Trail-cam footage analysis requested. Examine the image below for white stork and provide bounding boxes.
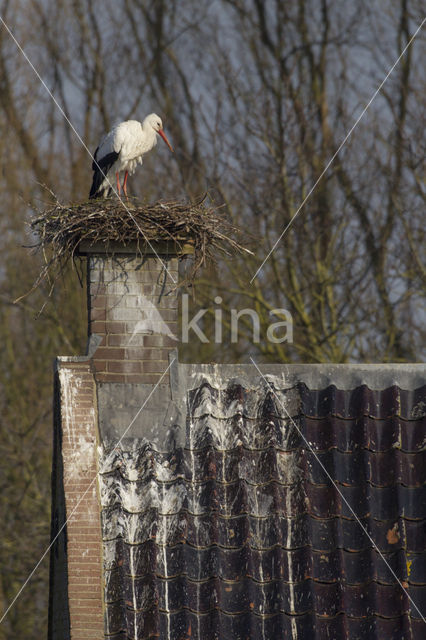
[89,113,173,199]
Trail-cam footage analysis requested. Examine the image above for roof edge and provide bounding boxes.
[179,362,425,391]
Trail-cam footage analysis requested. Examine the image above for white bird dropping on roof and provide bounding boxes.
[89,113,174,199]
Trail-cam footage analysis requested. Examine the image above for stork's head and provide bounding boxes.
[145,113,174,152]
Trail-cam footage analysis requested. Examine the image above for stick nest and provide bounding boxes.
[26,195,251,300]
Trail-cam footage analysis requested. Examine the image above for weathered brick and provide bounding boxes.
[90,307,106,322]
[106,280,141,294]
[108,360,141,374]
[67,552,102,562]
[121,333,144,346]
[60,362,90,372]
[107,306,146,321]
[67,514,99,525]
[92,359,108,372]
[159,308,178,322]
[166,321,179,332]
[68,576,102,586]
[105,321,126,334]
[142,284,156,295]
[125,322,152,336]
[73,388,96,397]
[68,602,103,612]
[67,526,101,535]
[68,609,103,619]
[67,543,102,553]
[125,373,166,384]
[89,270,102,284]
[143,335,165,347]
[90,320,106,334]
[124,346,146,360]
[107,333,128,346]
[124,294,142,308]
[138,268,163,284]
[158,295,179,310]
[69,631,103,639]
[90,294,107,308]
[72,399,94,407]
[163,335,179,348]
[96,372,127,383]
[142,360,169,373]
[58,361,103,640]
[69,620,103,630]
[61,479,94,489]
[89,282,107,296]
[94,347,126,360]
[68,565,102,574]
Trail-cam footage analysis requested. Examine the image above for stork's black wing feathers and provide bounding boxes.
[94,150,119,171]
[91,146,99,171]
[89,150,120,199]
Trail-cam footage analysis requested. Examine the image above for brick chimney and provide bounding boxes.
[49,240,184,640]
[82,240,179,383]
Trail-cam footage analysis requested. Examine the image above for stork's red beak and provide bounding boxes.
[158,128,174,152]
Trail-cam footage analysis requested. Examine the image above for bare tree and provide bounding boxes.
[184,0,426,363]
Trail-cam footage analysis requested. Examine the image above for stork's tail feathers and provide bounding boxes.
[89,150,119,199]
[89,169,111,199]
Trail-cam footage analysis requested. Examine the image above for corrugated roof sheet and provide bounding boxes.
[99,380,426,639]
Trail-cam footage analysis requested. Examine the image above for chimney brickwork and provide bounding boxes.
[50,242,185,639]
[56,360,104,640]
[86,244,179,384]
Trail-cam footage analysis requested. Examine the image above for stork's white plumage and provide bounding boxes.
[89,113,173,199]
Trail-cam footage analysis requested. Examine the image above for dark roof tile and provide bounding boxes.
[99,381,426,639]
[304,449,426,487]
[303,415,426,452]
[300,385,426,420]
[408,584,426,619]
[407,552,426,584]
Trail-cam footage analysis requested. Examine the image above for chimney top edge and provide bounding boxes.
[78,239,194,256]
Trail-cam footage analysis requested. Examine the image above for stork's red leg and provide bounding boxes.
[123,171,129,198]
[116,172,121,195]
